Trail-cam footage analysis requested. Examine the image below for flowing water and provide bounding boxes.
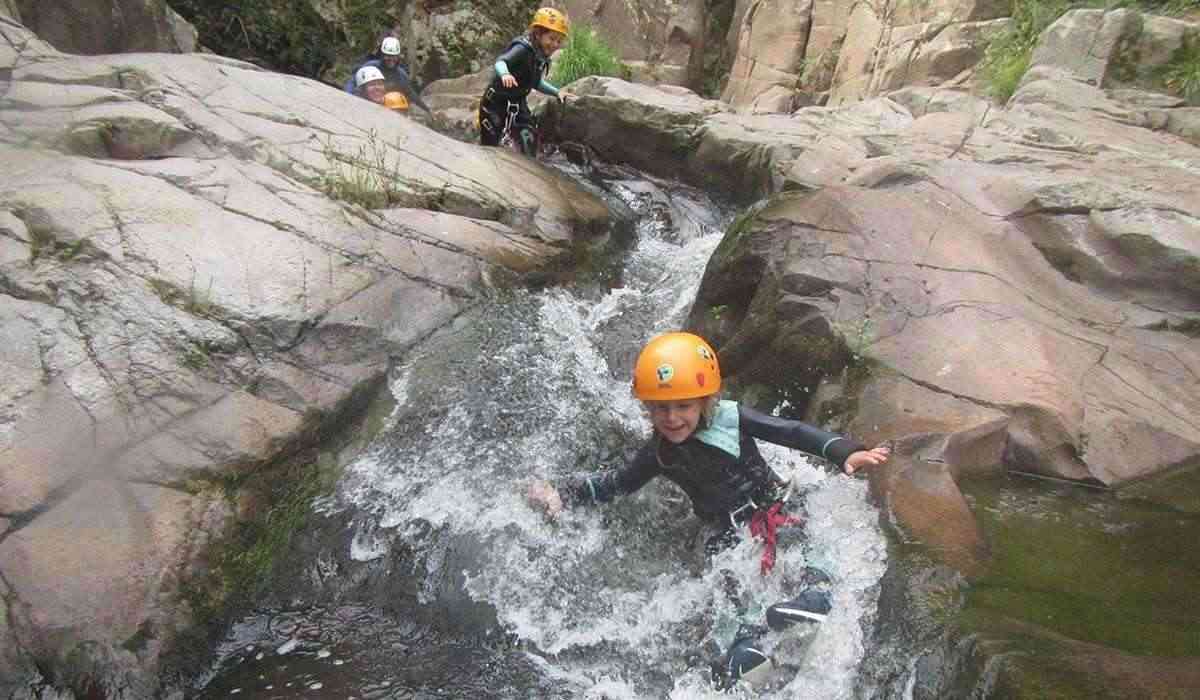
[194,160,889,699]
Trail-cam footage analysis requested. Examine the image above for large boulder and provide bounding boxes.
[1026,8,1199,95]
[14,0,197,54]
[0,14,610,697]
[718,0,1012,111]
[828,0,1010,105]
[722,0,814,113]
[556,74,1200,562]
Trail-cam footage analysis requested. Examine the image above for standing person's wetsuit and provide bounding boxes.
[478,9,568,156]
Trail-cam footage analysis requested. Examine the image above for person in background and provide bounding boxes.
[351,65,387,105]
[477,7,571,155]
[345,36,434,117]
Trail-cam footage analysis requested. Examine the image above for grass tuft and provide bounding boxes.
[550,25,627,87]
[320,129,409,209]
[1161,31,1200,104]
[980,0,1200,102]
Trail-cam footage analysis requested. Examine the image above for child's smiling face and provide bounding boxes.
[646,399,704,444]
[538,30,565,55]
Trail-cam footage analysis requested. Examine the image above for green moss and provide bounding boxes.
[714,208,761,260]
[180,378,396,624]
[963,476,1200,657]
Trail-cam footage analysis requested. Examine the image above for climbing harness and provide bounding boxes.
[499,100,521,150]
[749,502,802,575]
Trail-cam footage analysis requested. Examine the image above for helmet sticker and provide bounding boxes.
[696,373,706,387]
[656,364,675,383]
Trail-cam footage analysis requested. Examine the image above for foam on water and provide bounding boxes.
[326,174,888,697]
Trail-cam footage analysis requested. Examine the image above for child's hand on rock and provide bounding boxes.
[844,444,891,475]
[527,480,563,518]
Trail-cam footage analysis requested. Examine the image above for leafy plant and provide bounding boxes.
[979,0,1074,102]
[550,25,627,86]
[979,0,1200,102]
[1161,31,1200,104]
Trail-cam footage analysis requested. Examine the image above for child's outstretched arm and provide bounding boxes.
[527,443,661,518]
[739,404,887,474]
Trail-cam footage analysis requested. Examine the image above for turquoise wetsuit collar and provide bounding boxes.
[694,400,740,458]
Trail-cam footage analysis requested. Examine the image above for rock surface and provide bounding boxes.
[557,73,1200,557]
[0,13,610,696]
[15,0,197,54]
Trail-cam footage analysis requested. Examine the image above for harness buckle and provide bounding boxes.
[729,498,758,529]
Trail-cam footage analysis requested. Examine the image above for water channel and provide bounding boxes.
[192,157,890,699]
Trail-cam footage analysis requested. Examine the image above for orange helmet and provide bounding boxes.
[530,7,569,36]
[384,91,409,111]
[633,332,721,400]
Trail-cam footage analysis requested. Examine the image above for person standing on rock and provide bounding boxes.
[477,7,572,156]
[526,332,891,686]
[345,36,433,117]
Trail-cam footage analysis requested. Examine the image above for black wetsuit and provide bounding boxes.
[564,402,864,531]
[478,35,556,153]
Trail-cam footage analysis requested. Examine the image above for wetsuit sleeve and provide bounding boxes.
[344,76,356,93]
[535,79,560,97]
[494,43,529,75]
[561,442,661,506]
[739,404,866,471]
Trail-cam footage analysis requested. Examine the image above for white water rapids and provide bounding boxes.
[198,164,887,699]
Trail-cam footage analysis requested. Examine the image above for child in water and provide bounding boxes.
[528,331,889,537]
[527,331,890,685]
[477,7,572,155]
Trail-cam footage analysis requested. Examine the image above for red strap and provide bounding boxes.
[749,502,801,575]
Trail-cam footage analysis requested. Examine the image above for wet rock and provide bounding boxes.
[0,12,612,697]
[558,73,1200,565]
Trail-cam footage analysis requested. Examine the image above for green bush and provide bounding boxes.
[980,0,1075,102]
[1162,32,1200,104]
[549,26,627,87]
[980,0,1200,103]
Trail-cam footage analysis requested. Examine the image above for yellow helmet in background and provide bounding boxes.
[530,7,569,36]
[384,91,409,111]
[633,332,721,400]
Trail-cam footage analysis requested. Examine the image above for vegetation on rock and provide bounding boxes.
[550,25,627,86]
[1162,29,1200,102]
[169,0,395,78]
[980,0,1200,102]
